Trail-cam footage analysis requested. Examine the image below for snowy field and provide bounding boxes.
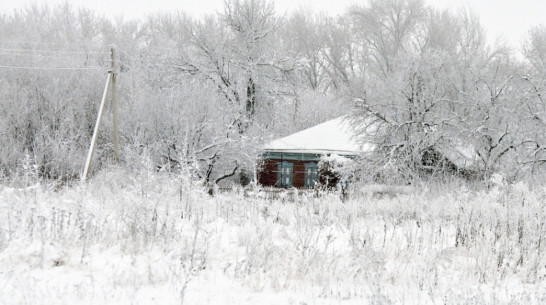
[1,170,545,304]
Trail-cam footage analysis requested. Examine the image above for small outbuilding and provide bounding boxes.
[257,116,373,188]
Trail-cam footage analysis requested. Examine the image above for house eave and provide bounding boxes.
[262,149,360,161]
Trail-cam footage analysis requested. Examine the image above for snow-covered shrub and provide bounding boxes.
[2,170,545,304]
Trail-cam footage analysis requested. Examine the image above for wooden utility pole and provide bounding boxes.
[111,47,119,163]
[81,47,119,182]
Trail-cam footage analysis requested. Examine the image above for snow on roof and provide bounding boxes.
[437,140,480,170]
[264,116,374,155]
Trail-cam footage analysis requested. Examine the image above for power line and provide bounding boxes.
[0,40,98,47]
[0,48,108,54]
[0,52,113,60]
[0,65,106,70]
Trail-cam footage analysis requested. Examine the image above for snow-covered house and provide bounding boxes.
[258,116,373,188]
[258,115,481,188]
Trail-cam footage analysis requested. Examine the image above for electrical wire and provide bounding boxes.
[0,45,182,71]
[0,45,112,70]
[0,48,109,54]
[0,65,106,70]
[0,40,99,47]
[0,52,113,61]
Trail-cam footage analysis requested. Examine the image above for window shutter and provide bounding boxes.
[304,162,318,188]
[276,162,282,186]
[304,163,310,187]
[286,162,293,187]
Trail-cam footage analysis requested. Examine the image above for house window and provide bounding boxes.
[304,162,318,188]
[276,161,293,187]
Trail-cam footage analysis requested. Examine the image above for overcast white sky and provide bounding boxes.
[1,0,545,50]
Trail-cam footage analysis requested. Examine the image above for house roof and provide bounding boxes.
[437,140,480,170]
[264,116,374,155]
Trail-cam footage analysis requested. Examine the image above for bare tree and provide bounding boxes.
[347,3,530,182]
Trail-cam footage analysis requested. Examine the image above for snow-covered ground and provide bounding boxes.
[1,170,545,304]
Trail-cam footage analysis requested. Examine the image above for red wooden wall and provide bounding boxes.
[258,158,317,188]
